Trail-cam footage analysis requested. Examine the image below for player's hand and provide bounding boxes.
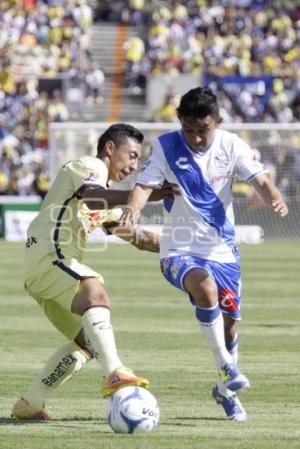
[272,199,288,217]
[120,206,141,226]
[149,181,180,202]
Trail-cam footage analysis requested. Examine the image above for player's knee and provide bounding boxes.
[71,293,111,315]
[71,279,111,315]
[191,278,218,308]
[93,289,111,307]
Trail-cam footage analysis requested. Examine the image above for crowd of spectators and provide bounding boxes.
[0,0,105,197]
[1,0,300,198]
[96,0,300,202]
[119,0,300,123]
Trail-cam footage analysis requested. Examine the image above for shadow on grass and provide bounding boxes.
[176,416,224,421]
[160,416,225,426]
[251,323,297,328]
[0,415,225,430]
[0,417,107,425]
[0,417,49,425]
[60,417,107,423]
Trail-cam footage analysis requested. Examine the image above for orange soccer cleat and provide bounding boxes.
[102,367,149,398]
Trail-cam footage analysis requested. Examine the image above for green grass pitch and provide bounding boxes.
[0,240,300,449]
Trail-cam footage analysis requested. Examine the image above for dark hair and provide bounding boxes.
[177,87,219,119]
[97,123,144,155]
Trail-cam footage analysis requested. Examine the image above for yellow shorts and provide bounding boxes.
[24,252,104,340]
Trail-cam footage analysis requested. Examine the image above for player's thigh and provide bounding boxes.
[26,259,105,339]
[183,268,218,303]
[160,255,215,297]
[161,255,239,313]
[26,257,104,302]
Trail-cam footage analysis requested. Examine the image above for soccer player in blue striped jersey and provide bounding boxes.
[121,87,288,421]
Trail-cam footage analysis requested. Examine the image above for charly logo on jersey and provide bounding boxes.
[214,151,229,170]
[175,157,189,169]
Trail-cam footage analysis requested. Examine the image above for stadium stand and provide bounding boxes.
[0,0,300,196]
[117,0,300,123]
[0,0,98,195]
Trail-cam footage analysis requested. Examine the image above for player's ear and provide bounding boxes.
[104,140,115,157]
[216,115,223,125]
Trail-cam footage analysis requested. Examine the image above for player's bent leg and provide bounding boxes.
[184,269,249,392]
[11,340,91,420]
[184,269,234,368]
[220,315,249,391]
[224,314,239,365]
[73,278,122,375]
[72,278,149,395]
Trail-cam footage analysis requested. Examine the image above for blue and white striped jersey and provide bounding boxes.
[137,128,267,263]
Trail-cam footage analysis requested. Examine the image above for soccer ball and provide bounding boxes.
[106,386,160,434]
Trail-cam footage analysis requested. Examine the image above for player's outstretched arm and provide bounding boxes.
[251,174,289,217]
[81,182,178,211]
[121,184,154,225]
[81,186,132,210]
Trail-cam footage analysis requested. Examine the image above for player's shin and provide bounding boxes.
[23,341,91,409]
[226,334,239,366]
[82,306,122,376]
[195,305,233,368]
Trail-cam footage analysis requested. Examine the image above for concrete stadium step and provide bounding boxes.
[87,22,147,122]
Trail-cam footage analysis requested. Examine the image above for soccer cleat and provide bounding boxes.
[102,367,149,398]
[212,386,248,421]
[11,398,52,421]
[218,363,250,392]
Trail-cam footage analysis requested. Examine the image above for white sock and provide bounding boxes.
[82,306,122,376]
[23,341,91,409]
[196,305,233,369]
[227,334,239,366]
[216,335,239,397]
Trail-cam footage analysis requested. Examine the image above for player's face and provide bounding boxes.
[179,115,218,152]
[108,137,142,182]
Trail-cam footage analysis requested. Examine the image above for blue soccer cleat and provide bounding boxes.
[212,386,248,421]
[218,363,250,392]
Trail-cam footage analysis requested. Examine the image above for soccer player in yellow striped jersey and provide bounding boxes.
[12,123,175,420]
